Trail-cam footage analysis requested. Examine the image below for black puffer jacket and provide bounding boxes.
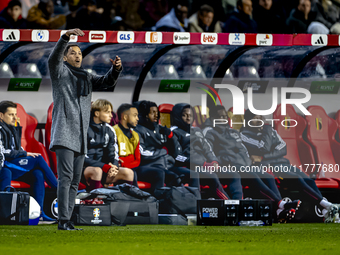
[203,118,252,167]
[134,101,175,170]
[0,121,27,162]
[84,119,119,169]
[240,125,290,165]
[170,103,218,167]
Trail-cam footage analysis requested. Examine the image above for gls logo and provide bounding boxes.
[199,84,312,128]
[117,32,134,43]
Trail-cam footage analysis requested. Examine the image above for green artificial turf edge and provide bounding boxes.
[0,224,339,255]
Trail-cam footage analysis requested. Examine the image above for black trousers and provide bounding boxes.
[55,147,85,221]
[199,172,230,199]
[169,166,200,188]
[271,164,323,202]
[133,166,165,194]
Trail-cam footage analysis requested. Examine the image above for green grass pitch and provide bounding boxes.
[0,224,339,255]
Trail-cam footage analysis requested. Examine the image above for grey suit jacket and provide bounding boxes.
[48,36,121,154]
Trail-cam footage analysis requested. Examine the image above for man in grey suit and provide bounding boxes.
[48,28,122,230]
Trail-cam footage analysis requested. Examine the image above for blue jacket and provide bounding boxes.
[155,8,188,32]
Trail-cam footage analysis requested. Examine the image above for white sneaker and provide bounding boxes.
[334,213,340,224]
[324,205,339,223]
[333,204,340,224]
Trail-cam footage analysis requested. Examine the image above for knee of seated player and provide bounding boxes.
[117,167,134,181]
[84,167,102,181]
[151,169,165,179]
[0,168,12,179]
[206,172,218,179]
[36,155,44,162]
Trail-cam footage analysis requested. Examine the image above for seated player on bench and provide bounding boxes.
[203,105,301,222]
[170,103,229,199]
[82,99,134,191]
[134,100,200,188]
[114,103,165,195]
[0,100,57,222]
[240,110,340,223]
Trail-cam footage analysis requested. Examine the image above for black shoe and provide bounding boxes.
[68,221,83,231]
[277,208,296,223]
[58,221,76,231]
[284,200,302,211]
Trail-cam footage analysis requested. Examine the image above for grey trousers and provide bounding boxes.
[55,147,85,221]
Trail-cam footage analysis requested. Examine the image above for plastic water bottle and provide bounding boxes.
[238,220,264,226]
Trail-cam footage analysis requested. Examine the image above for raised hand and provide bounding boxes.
[110,56,122,70]
[65,28,84,37]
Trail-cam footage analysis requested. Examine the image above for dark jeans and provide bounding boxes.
[55,147,84,221]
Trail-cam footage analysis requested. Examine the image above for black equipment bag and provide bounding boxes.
[109,200,158,225]
[72,204,112,226]
[0,186,30,225]
[154,185,201,216]
[158,214,188,225]
[91,184,159,225]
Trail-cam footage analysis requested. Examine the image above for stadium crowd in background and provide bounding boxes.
[1,0,340,34]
